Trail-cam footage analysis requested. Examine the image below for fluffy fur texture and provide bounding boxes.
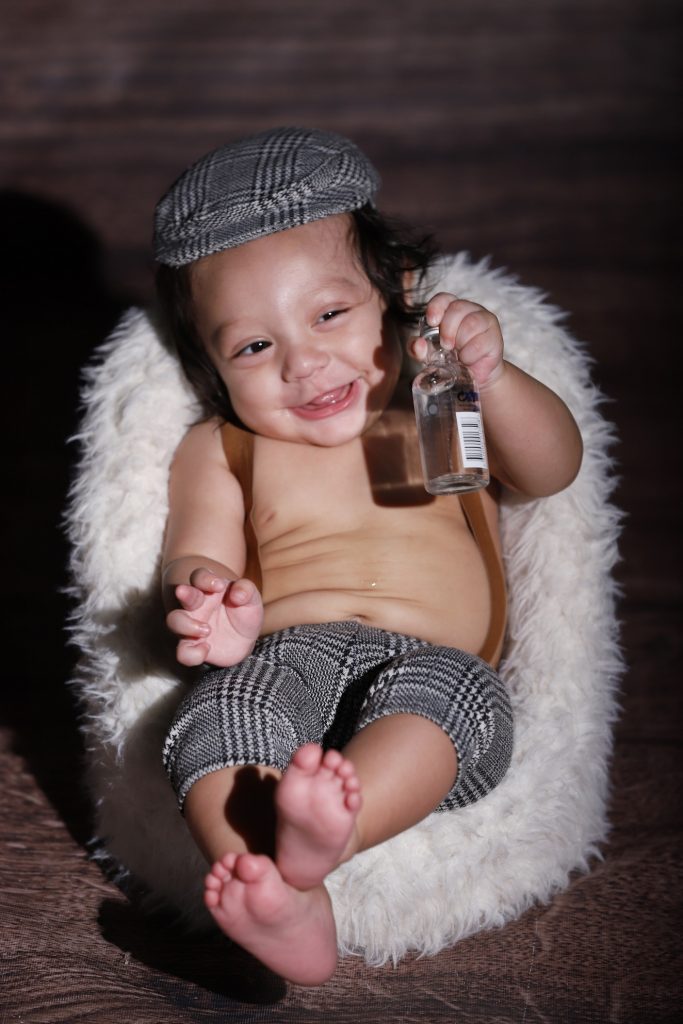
[66,254,623,965]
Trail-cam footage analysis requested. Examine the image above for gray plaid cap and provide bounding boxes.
[153,126,381,267]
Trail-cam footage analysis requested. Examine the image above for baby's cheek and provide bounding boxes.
[377,326,405,370]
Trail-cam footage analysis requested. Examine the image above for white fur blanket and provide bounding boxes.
[66,253,622,965]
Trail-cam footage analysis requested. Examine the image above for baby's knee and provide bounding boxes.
[163,660,324,810]
[434,651,514,809]
[357,645,513,809]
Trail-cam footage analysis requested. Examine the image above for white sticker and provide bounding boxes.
[456,411,488,469]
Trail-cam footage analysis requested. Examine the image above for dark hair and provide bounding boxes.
[154,204,438,424]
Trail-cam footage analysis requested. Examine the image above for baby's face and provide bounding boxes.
[190,214,403,446]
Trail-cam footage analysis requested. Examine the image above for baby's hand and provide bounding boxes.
[411,293,505,390]
[166,568,263,668]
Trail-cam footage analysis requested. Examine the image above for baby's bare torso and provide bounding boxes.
[250,405,497,653]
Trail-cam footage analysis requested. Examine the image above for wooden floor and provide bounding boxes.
[2,1,681,1021]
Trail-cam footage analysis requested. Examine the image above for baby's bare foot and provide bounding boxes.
[275,743,362,891]
[204,852,338,986]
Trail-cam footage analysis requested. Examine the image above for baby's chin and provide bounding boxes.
[249,418,373,448]
[275,423,372,448]
[239,399,387,447]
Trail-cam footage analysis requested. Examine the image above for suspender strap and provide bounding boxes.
[220,423,506,666]
[459,491,507,667]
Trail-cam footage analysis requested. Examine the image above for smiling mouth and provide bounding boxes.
[292,382,357,419]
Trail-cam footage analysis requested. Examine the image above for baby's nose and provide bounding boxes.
[281,341,330,381]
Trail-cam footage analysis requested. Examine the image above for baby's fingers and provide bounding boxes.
[166,607,211,639]
[435,300,489,350]
[408,335,429,362]
[188,567,231,595]
[176,638,210,667]
[225,577,262,608]
[423,292,460,329]
[174,583,206,611]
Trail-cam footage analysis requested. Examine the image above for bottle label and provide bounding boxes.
[456,411,488,469]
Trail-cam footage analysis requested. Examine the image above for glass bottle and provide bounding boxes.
[412,317,490,494]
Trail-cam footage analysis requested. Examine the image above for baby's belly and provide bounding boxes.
[259,528,491,652]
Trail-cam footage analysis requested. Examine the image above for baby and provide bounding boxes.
[154,127,583,985]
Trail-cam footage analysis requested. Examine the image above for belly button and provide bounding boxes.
[362,580,378,589]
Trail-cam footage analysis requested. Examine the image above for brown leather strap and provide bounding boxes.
[459,490,507,667]
[220,422,506,666]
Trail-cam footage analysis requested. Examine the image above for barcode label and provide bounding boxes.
[456,411,488,469]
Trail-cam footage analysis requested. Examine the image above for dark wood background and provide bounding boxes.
[2,1,681,1021]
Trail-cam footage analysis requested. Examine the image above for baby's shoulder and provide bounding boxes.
[176,417,224,452]
[172,417,228,473]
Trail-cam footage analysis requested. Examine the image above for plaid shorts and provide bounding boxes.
[163,621,513,812]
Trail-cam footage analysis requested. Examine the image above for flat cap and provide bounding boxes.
[153,126,381,267]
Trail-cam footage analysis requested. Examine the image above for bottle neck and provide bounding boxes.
[423,327,457,370]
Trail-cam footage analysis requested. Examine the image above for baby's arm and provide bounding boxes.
[162,419,263,667]
[416,293,583,497]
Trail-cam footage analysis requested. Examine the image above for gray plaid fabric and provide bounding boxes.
[163,621,513,812]
[153,127,381,267]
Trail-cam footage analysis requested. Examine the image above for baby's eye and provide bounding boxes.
[319,309,348,323]
[235,339,271,357]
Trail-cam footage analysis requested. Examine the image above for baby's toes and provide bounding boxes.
[321,749,343,771]
[336,758,358,782]
[291,743,324,774]
[343,771,361,794]
[205,867,228,893]
[328,756,360,793]
[204,885,220,909]
[345,788,362,812]
[208,852,237,884]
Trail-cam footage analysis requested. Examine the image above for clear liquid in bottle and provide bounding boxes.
[412,319,489,494]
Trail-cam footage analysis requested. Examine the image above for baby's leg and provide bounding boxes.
[185,771,338,985]
[341,713,458,857]
[184,763,281,863]
[165,643,342,983]
[339,644,513,858]
[274,719,451,885]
